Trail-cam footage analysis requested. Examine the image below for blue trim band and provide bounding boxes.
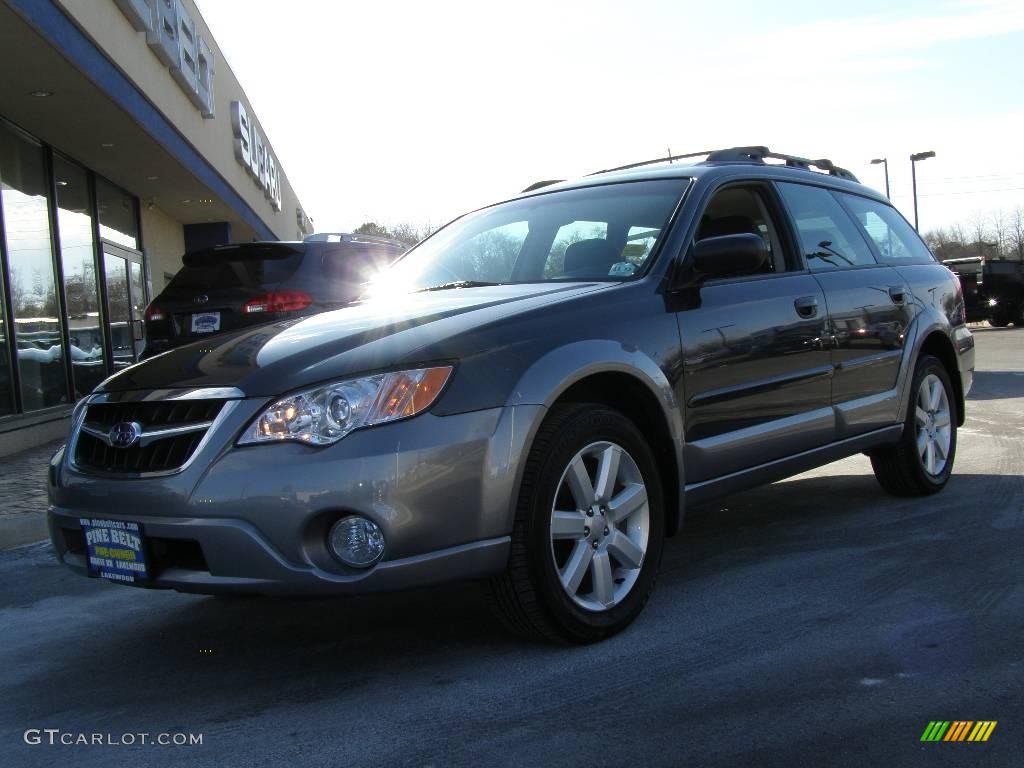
[10,0,277,241]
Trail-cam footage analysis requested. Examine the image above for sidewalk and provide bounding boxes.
[0,439,63,550]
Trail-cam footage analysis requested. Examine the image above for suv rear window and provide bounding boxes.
[165,245,304,292]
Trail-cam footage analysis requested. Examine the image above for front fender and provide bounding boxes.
[503,339,686,533]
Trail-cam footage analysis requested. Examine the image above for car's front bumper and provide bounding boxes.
[48,402,543,594]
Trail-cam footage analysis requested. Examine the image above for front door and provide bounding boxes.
[102,243,146,370]
[675,183,834,484]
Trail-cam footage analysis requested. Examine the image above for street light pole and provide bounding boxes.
[870,158,889,198]
[910,150,936,231]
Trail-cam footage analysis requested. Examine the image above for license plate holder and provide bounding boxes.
[80,518,150,584]
[191,311,221,333]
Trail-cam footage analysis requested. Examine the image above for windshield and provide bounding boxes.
[372,179,688,294]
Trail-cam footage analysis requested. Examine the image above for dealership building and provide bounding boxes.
[0,0,312,455]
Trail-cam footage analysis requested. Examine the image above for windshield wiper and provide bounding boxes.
[414,280,501,292]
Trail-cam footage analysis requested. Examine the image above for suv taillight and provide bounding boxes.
[243,290,313,314]
[144,304,166,322]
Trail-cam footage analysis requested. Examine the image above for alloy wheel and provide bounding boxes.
[549,441,650,611]
[914,373,952,476]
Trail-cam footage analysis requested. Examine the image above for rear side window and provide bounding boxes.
[837,193,936,265]
[166,247,303,292]
[776,182,876,271]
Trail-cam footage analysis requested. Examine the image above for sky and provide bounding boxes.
[195,0,1024,237]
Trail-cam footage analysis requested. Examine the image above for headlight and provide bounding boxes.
[988,297,998,307]
[238,366,453,446]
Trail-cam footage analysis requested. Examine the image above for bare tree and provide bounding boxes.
[969,213,992,257]
[991,209,1008,259]
[1010,206,1024,262]
[353,221,438,247]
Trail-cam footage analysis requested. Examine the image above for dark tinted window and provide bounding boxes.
[165,246,304,293]
[696,185,788,273]
[777,182,876,271]
[321,242,403,284]
[838,193,936,265]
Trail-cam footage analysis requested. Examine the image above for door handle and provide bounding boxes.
[888,285,907,305]
[794,296,818,318]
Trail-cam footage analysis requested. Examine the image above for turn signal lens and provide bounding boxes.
[374,367,452,420]
[243,290,313,314]
[238,366,454,446]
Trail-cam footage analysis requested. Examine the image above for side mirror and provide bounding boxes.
[691,233,768,279]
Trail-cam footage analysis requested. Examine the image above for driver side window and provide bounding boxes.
[696,186,786,274]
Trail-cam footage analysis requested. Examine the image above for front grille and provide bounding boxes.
[74,399,225,474]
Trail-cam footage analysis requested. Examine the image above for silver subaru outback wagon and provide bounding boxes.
[48,147,974,643]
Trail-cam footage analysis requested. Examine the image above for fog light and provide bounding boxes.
[328,516,385,568]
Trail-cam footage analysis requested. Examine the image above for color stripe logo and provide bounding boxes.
[920,721,997,742]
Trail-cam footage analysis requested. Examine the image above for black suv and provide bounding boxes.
[49,147,974,643]
[142,233,405,356]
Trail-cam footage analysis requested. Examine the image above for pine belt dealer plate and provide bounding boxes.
[80,518,150,584]
[191,311,221,333]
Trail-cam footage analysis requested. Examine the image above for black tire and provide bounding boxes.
[989,307,1011,327]
[870,355,957,496]
[488,403,665,644]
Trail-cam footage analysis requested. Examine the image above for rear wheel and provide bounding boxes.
[989,306,1012,327]
[488,404,664,643]
[870,355,957,496]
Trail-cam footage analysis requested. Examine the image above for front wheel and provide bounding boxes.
[488,404,665,644]
[870,355,957,496]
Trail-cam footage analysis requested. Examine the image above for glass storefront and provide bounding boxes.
[54,154,106,398]
[0,120,68,412]
[0,116,145,422]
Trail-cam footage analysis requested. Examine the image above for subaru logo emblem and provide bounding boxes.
[194,294,209,304]
[108,421,143,449]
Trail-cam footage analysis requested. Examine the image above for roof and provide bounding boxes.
[519,147,888,203]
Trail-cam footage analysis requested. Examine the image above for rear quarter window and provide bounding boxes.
[837,193,936,265]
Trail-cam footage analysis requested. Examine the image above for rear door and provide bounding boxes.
[676,182,833,483]
[776,182,914,437]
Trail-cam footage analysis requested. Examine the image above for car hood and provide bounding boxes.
[100,282,609,396]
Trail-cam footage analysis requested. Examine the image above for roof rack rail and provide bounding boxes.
[521,179,566,193]
[704,146,859,181]
[587,149,718,177]
[586,145,858,182]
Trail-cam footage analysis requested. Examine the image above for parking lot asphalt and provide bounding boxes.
[2,327,1021,768]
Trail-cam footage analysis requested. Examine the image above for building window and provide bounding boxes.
[0,120,69,411]
[0,263,11,416]
[54,154,106,398]
[96,176,139,249]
